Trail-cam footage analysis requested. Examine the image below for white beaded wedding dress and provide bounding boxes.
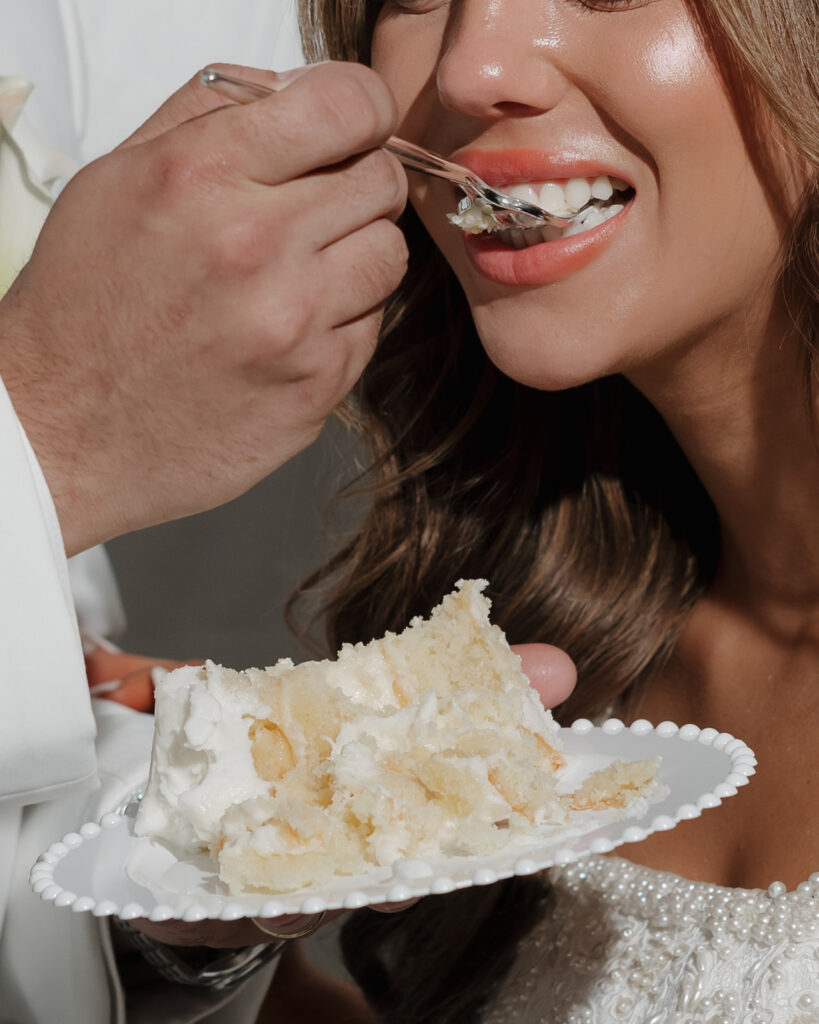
[483,855,819,1024]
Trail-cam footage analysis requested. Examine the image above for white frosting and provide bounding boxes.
[135,662,272,850]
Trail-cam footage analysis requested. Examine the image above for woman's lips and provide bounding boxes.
[450,147,635,287]
[462,203,632,288]
[454,147,633,189]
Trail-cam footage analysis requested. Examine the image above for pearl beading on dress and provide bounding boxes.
[483,856,819,1024]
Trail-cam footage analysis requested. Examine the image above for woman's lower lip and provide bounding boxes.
[462,204,631,287]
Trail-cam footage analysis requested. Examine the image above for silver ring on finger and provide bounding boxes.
[252,910,326,940]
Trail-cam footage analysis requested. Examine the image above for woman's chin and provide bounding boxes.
[476,328,622,393]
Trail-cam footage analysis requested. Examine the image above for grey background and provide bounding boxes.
[105,421,362,670]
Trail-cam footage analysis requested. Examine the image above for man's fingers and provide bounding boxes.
[512,643,577,709]
[290,148,407,252]
[117,63,310,149]
[159,61,398,187]
[233,61,397,184]
[319,217,409,328]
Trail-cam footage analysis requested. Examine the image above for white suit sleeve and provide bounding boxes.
[0,376,96,804]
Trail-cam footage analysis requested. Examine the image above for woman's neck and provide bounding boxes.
[630,298,819,633]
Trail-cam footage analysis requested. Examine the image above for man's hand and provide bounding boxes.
[0,62,407,555]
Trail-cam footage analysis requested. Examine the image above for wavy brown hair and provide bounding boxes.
[290,1,818,1020]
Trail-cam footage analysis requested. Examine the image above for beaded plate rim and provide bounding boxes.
[30,717,756,921]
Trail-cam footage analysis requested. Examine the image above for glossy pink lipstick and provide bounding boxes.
[454,148,634,287]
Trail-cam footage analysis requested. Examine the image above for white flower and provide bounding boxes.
[0,76,77,298]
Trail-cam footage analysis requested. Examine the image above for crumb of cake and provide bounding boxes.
[532,732,566,772]
[568,758,660,811]
[249,721,295,781]
[447,197,498,233]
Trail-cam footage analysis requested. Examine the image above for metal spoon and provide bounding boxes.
[200,68,572,232]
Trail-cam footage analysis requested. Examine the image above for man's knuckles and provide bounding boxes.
[343,219,409,302]
[322,148,407,223]
[291,62,398,154]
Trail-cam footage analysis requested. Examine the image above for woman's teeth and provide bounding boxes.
[496,202,626,248]
[494,173,632,248]
[506,174,630,218]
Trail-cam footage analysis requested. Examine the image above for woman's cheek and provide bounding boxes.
[371,10,448,135]
[637,15,711,94]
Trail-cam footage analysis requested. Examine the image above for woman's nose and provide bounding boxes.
[436,0,569,120]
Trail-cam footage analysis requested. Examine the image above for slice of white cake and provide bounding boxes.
[134,579,656,894]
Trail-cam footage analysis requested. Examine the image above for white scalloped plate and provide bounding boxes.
[31,719,755,921]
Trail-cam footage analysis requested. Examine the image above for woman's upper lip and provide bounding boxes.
[453,147,635,189]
